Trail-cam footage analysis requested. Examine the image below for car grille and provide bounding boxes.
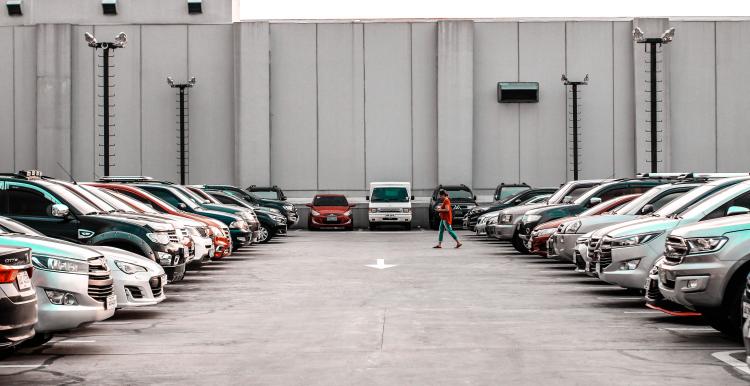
[168,230,179,243]
[380,208,402,213]
[599,237,613,269]
[125,285,143,299]
[88,257,114,303]
[587,237,600,261]
[664,236,688,265]
[149,276,163,298]
[646,276,663,301]
[195,226,210,238]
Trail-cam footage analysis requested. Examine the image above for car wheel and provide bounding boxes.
[369,222,377,231]
[702,279,745,340]
[404,223,412,231]
[257,225,271,243]
[512,231,530,254]
[19,332,54,348]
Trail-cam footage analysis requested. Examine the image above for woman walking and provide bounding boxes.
[434,189,462,249]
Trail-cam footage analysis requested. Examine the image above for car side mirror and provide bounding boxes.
[411,195,415,200]
[350,204,357,208]
[178,203,188,210]
[49,204,70,218]
[640,204,654,215]
[281,196,287,201]
[473,195,477,201]
[514,199,523,204]
[727,206,750,216]
[365,195,370,201]
[588,197,602,207]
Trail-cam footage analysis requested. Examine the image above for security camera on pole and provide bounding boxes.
[167,76,197,185]
[84,32,128,177]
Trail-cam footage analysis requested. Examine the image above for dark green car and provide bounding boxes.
[199,185,299,226]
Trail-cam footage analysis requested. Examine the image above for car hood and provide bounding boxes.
[87,213,169,229]
[196,207,242,221]
[499,203,548,216]
[0,233,101,261]
[92,246,164,274]
[670,215,750,239]
[601,216,679,239]
[537,216,574,231]
[311,206,350,214]
[576,214,640,234]
[479,210,501,220]
[526,203,575,216]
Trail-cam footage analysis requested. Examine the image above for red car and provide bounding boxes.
[85,182,232,259]
[528,194,642,257]
[307,194,355,230]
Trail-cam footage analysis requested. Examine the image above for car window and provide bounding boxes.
[702,190,750,221]
[211,193,236,205]
[144,188,184,208]
[314,196,348,206]
[597,187,633,202]
[5,186,57,217]
[446,189,473,200]
[568,186,597,204]
[371,187,409,203]
[496,186,529,201]
[252,191,279,200]
[649,191,687,212]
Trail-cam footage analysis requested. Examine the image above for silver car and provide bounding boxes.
[658,213,750,337]
[475,210,500,236]
[587,176,750,289]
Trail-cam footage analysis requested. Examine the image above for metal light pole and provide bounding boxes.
[561,74,588,180]
[633,27,675,173]
[85,32,127,177]
[167,76,197,185]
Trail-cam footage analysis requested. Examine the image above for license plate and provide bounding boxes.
[16,270,31,290]
[327,215,337,222]
[106,294,117,310]
[743,302,750,320]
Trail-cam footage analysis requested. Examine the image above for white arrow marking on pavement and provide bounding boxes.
[366,259,397,270]
[712,350,750,375]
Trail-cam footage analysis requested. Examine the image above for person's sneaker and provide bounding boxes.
[455,242,462,249]
[433,245,442,249]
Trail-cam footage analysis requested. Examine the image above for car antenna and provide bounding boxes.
[57,162,78,184]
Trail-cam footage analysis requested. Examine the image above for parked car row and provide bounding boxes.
[0,170,296,352]
[473,172,750,365]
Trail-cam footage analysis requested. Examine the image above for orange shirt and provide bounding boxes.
[439,197,453,225]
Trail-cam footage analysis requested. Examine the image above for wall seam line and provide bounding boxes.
[714,21,718,172]
[362,24,367,189]
[410,22,414,187]
[516,22,521,182]
[11,26,16,171]
[315,23,319,190]
[612,22,615,177]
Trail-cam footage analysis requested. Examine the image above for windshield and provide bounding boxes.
[251,190,279,200]
[0,218,43,236]
[523,194,551,205]
[654,182,733,217]
[80,185,135,213]
[496,186,529,201]
[56,182,118,213]
[371,187,409,203]
[40,183,104,215]
[107,190,160,214]
[678,182,750,218]
[546,182,598,205]
[313,196,349,206]
[188,187,223,204]
[173,186,211,206]
[445,189,474,200]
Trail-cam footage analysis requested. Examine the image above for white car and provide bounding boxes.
[93,246,166,308]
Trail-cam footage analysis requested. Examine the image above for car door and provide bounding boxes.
[2,182,80,241]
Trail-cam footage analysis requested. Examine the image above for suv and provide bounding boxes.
[205,190,287,243]
[0,245,36,350]
[464,187,556,231]
[201,185,298,226]
[515,176,676,253]
[0,171,187,282]
[493,183,531,202]
[429,185,477,230]
[247,185,287,201]
[592,176,750,291]
[658,214,750,337]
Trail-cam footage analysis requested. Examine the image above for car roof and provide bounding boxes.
[314,194,347,197]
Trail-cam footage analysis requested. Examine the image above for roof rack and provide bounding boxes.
[97,176,173,184]
[678,172,750,179]
[0,170,45,180]
[635,173,686,179]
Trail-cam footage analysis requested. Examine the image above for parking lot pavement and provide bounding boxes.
[1,229,749,385]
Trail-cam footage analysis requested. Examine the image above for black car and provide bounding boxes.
[514,176,679,253]
[463,187,556,231]
[428,185,477,230]
[0,171,187,281]
[247,185,287,201]
[206,190,287,243]
[200,185,299,226]
[0,245,37,351]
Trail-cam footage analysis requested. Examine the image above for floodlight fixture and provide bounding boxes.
[632,27,646,43]
[167,77,175,87]
[113,32,127,47]
[189,77,197,85]
[85,32,98,47]
[661,27,676,43]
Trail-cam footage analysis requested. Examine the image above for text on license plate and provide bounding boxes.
[106,294,117,310]
[16,270,31,290]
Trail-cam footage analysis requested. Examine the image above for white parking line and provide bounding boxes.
[624,310,662,314]
[712,350,750,375]
[98,321,132,325]
[51,340,96,343]
[597,297,643,300]
[661,327,716,332]
[0,364,46,368]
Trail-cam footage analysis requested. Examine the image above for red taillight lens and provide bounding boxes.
[0,265,18,283]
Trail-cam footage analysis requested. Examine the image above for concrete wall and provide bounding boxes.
[1,14,749,198]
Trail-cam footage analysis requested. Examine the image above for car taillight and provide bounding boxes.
[0,265,19,283]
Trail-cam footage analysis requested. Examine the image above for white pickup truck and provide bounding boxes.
[366,182,414,230]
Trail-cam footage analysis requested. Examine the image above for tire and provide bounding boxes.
[702,278,745,340]
[512,231,530,254]
[404,223,412,231]
[257,225,271,243]
[19,332,54,348]
[369,222,377,231]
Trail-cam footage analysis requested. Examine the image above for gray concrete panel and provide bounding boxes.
[13,25,36,172]
[472,22,519,189]
[270,23,318,190]
[716,21,750,171]
[188,24,234,184]
[518,22,567,187]
[0,27,13,170]
[613,21,636,178]
[71,24,96,181]
[437,20,473,187]
[95,25,142,176]
[36,24,72,179]
[316,23,365,190]
[233,22,270,187]
[141,25,188,181]
[669,21,716,172]
[363,23,412,183]
[411,22,438,191]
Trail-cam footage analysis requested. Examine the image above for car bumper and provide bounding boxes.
[287,212,299,226]
[492,224,516,240]
[310,216,353,228]
[0,295,37,348]
[549,233,581,262]
[230,229,252,248]
[658,258,733,310]
[474,222,488,235]
[35,286,114,333]
[528,233,552,256]
[163,262,186,283]
[113,272,167,309]
[744,317,750,366]
[369,213,412,223]
[599,244,660,290]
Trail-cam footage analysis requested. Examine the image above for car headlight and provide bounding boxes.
[311,209,321,216]
[609,232,663,248]
[115,260,148,274]
[500,214,513,224]
[523,214,542,223]
[567,220,582,234]
[208,225,221,238]
[283,204,295,211]
[343,210,352,217]
[32,254,88,274]
[369,208,378,213]
[268,208,282,214]
[537,228,556,237]
[147,232,171,245]
[230,220,248,230]
[487,217,498,225]
[685,237,728,254]
[402,208,411,213]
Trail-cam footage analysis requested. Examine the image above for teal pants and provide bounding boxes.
[438,220,459,242]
